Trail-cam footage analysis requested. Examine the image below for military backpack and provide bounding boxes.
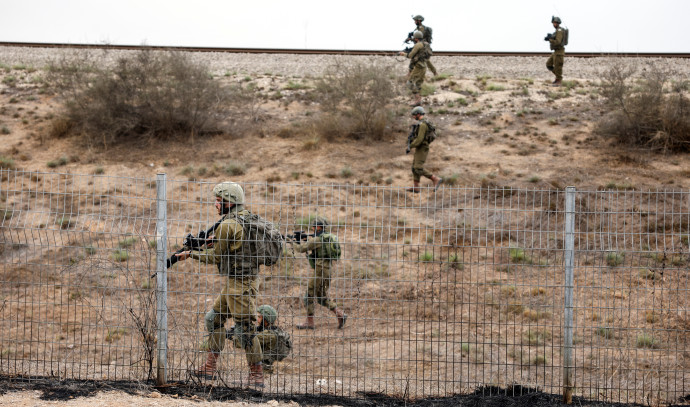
[422,119,437,143]
[237,213,285,267]
[562,27,569,46]
[262,326,292,364]
[307,233,342,268]
[422,25,433,43]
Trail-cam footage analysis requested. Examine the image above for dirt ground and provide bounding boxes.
[1,52,689,406]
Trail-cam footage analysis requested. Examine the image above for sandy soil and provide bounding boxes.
[1,48,689,406]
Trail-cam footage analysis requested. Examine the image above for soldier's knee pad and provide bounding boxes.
[204,310,222,332]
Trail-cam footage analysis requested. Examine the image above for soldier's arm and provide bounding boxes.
[407,42,423,60]
[550,30,564,47]
[294,235,320,253]
[189,221,240,263]
[409,122,428,149]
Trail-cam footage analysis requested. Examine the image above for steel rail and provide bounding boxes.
[1,42,689,58]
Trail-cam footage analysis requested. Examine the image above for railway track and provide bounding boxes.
[1,41,689,58]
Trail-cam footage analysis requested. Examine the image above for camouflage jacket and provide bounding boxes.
[549,28,565,51]
[189,206,259,277]
[409,120,430,149]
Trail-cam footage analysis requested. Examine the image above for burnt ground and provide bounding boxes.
[1,376,688,406]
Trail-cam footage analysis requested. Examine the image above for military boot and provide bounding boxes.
[247,363,265,388]
[332,308,347,329]
[296,316,315,330]
[406,181,421,193]
[431,175,443,191]
[193,352,219,379]
[552,79,562,87]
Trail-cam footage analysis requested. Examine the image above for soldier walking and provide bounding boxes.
[406,106,442,192]
[174,182,265,387]
[294,217,347,330]
[545,16,566,86]
[400,30,431,107]
[408,14,438,77]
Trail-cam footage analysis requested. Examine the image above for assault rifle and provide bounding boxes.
[544,33,554,41]
[166,219,223,268]
[289,230,315,242]
[406,123,419,154]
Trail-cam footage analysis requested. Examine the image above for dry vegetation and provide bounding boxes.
[1,50,689,405]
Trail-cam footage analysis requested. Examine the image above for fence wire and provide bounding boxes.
[0,169,688,404]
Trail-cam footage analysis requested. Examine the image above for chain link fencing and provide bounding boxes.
[0,169,688,404]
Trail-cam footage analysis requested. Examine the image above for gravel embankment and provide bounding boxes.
[1,46,689,80]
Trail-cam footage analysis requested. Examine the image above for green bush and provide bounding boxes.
[314,61,399,140]
[47,50,230,147]
[597,63,690,152]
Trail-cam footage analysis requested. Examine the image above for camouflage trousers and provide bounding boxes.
[304,263,337,316]
[407,63,427,94]
[412,145,433,182]
[205,276,263,365]
[546,50,565,81]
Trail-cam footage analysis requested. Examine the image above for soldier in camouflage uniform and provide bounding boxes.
[174,182,264,387]
[400,30,431,107]
[295,217,347,330]
[545,16,566,86]
[252,305,291,374]
[406,106,442,192]
[411,15,438,76]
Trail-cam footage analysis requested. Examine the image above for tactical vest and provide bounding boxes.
[261,326,292,365]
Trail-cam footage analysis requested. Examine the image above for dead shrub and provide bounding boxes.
[46,49,230,147]
[596,62,690,152]
[314,60,399,140]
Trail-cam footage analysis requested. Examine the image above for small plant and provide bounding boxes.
[341,166,353,178]
[528,176,540,183]
[606,251,624,267]
[84,246,97,255]
[523,328,551,345]
[284,80,309,90]
[55,216,74,229]
[431,73,451,81]
[532,355,548,365]
[0,155,15,169]
[486,83,505,91]
[0,126,10,135]
[636,333,658,349]
[112,249,129,262]
[509,247,532,264]
[225,161,246,176]
[420,84,436,96]
[118,236,138,249]
[455,97,468,106]
[595,327,614,339]
[46,157,68,168]
[105,328,127,343]
[419,251,434,262]
[93,166,105,175]
[302,136,320,150]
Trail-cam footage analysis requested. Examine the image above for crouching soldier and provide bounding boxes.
[250,305,292,374]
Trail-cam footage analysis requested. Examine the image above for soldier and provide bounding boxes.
[174,182,265,387]
[406,106,442,192]
[545,16,566,86]
[250,305,292,374]
[408,15,438,77]
[399,30,431,107]
[294,217,347,330]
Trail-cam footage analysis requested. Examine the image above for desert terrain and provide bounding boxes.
[0,47,689,406]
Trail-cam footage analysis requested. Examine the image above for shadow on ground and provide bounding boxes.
[2,375,688,406]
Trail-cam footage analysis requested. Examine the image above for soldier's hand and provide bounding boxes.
[175,251,191,261]
[399,51,406,56]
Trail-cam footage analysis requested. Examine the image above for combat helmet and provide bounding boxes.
[258,305,278,324]
[413,30,424,40]
[309,216,329,229]
[411,106,425,116]
[551,16,562,24]
[213,182,245,204]
[412,15,424,22]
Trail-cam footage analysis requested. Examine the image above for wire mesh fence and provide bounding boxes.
[1,169,688,404]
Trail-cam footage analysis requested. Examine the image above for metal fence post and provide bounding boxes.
[563,187,576,403]
[155,173,168,385]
